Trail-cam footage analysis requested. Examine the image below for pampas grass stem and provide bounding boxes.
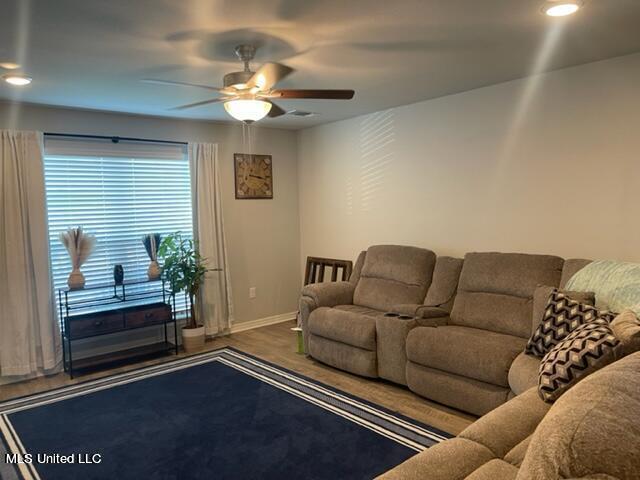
[59,227,96,270]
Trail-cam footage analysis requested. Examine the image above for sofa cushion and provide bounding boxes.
[459,387,551,459]
[423,256,464,311]
[308,307,377,350]
[308,335,377,378]
[538,319,620,403]
[508,352,540,396]
[451,252,564,338]
[406,362,510,416]
[334,304,386,318]
[375,437,495,480]
[452,292,533,339]
[526,289,616,358]
[354,245,436,312]
[407,326,526,387]
[465,459,518,480]
[610,309,640,356]
[519,352,640,480]
[455,252,563,299]
[531,285,595,337]
[504,435,531,468]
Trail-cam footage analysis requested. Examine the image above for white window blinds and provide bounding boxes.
[43,136,193,312]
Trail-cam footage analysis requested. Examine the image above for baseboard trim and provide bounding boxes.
[230,312,297,334]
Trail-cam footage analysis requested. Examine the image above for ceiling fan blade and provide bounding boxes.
[142,78,223,92]
[246,63,294,91]
[271,89,355,100]
[267,102,287,118]
[170,97,232,111]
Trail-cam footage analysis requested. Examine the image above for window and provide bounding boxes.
[43,136,192,314]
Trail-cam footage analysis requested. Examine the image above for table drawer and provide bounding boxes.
[68,311,125,339]
[125,304,171,329]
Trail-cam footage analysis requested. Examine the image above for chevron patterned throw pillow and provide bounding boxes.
[526,289,616,358]
[538,319,620,402]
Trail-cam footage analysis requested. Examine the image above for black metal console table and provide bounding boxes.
[58,278,178,378]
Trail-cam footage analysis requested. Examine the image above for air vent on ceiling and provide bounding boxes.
[287,110,317,117]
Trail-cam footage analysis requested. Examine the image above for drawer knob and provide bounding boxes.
[94,320,104,326]
[144,313,153,319]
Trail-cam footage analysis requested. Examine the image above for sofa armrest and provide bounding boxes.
[299,281,356,355]
[415,316,450,328]
[391,305,448,318]
[391,304,425,316]
[508,351,541,396]
[390,304,449,326]
[376,437,495,480]
[301,281,355,309]
[416,306,449,319]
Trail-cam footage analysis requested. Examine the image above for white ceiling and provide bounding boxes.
[1,0,639,129]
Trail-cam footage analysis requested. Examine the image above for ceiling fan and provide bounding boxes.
[142,44,355,123]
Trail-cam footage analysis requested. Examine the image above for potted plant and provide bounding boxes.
[158,232,208,352]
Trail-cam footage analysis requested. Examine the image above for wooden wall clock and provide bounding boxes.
[234,153,273,199]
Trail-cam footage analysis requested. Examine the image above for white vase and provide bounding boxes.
[147,260,161,280]
[67,268,85,290]
[182,325,206,353]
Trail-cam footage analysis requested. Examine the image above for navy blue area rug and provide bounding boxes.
[0,348,450,480]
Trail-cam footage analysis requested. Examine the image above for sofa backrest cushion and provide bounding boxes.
[519,352,640,480]
[424,256,464,312]
[451,252,564,338]
[560,258,592,288]
[349,251,366,284]
[353,245,436,312]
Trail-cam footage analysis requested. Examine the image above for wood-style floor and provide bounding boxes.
[0,320,475,435]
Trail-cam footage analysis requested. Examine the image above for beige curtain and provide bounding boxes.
[0,130,61,378]
[189,142,234,335]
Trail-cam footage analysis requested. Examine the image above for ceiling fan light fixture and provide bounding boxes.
[224,99,272,122]
[542,1,582,16]
[2,74,32,86]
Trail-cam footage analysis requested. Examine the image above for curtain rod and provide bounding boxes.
[44,132,188,146]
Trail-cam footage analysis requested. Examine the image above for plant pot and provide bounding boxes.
[147,260,161,280]
[182,325,205,353]
[67,268,85,290]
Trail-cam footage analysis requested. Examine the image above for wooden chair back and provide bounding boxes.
[304,256,353,286]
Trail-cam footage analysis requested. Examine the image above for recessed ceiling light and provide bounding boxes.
[542,1,582,17]
[2,74,32,86]
[0,62,20,70]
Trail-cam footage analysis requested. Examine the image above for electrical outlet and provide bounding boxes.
[249,287,256,299]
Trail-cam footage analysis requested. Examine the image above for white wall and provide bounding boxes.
[298,53,640,267]
[0,103,301,325]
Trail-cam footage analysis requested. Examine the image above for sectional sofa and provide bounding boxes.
[299,244,640,479]
[299,245,590,416]
[378,351,640,479]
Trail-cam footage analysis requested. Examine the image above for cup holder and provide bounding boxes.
[398,315,414,320]
[384,312,400,317]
